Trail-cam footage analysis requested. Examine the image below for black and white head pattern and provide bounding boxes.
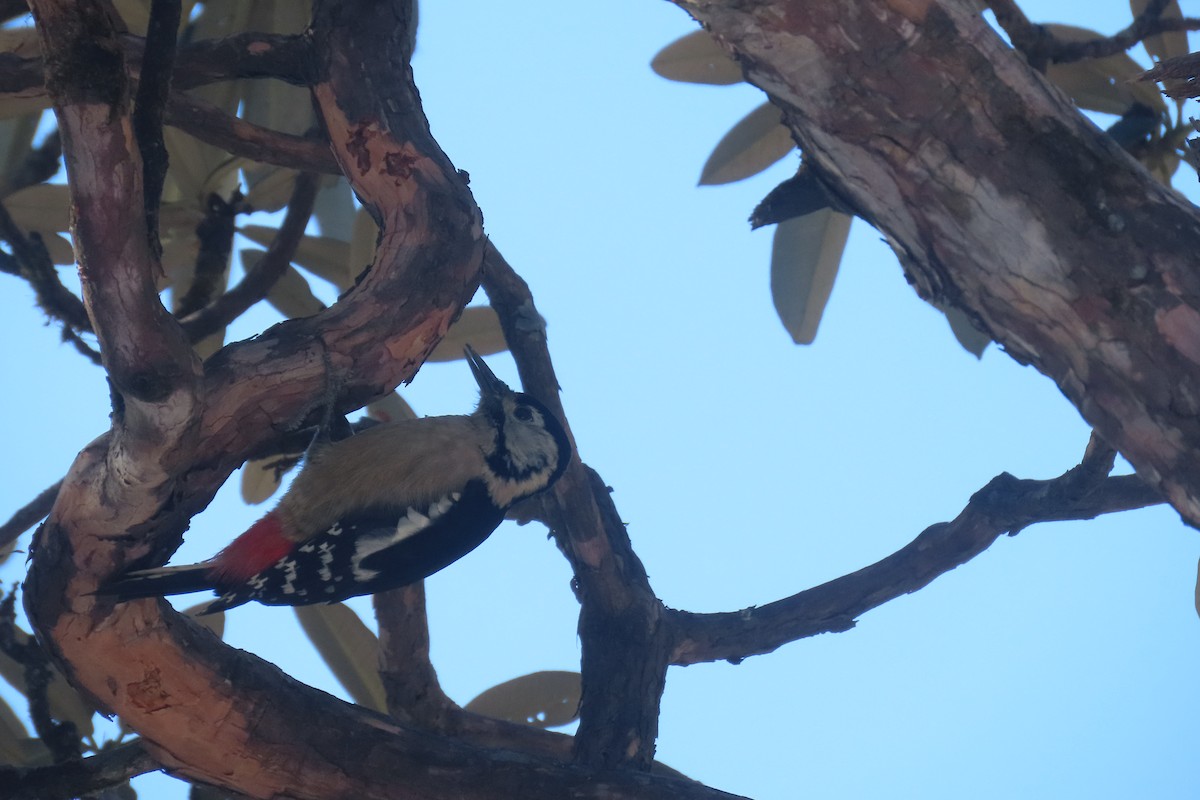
[482,393,570,509]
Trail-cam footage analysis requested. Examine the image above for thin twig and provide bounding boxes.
[1,129,61,196]
[180,173,319,342]
[667,469,1163,666]
[166,93,340,173]
[0,199,90,331]
[992,0,1197,69]
[1,740,159,800]
[481,244,669,770]
[132,0,182,260]
[173,191,245,319]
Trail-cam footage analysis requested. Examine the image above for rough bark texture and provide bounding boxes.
[678,0,1200,526]
[17,0,1190,797]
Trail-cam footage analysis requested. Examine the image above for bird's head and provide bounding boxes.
[465,345,571,508]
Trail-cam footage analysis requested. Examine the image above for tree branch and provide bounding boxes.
[165,91,340,173]
[679,0,1200,529]
[990,0,1196,68]
[482,244,671,770]
[179,174,317,343]
[668,469,1162,666]
[2,740,158,800]
[0,479,60,552]
[171,191,244,320]
[0,198,90,330]
[131,0,181,260]
[0,590,79,764]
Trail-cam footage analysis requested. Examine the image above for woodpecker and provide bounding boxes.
[104,346,571,614]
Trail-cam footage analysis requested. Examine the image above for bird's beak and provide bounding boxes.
[464,345,511,397]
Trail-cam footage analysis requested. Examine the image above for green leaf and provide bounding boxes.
[5,183,71,234]
[770,210,852,344]
[295,604,388,712]
[0,628,94,737]
[0,694,31,765]
[942,305,990,358]
[239,225,352,289]
[39,233,75,267]
[700,102,795,186]
[239,453,300,505]
[0,112,41,192]
[266,265,327,319]
[1130,0,1188,63]
[242,247,327,321]
[244,167,298,213]
[183,603,226,640]
[0,27,42,59]
[651,30,742,85]
[464,670,582,729]
[428,307,507,362]
[1193,557,1200,621]
[314,176,358,243]
[1044,24,1167,115]
[367,392,417,423]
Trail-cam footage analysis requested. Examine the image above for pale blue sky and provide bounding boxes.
[2,2,1197,798]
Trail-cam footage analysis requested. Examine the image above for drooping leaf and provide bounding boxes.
[770,209,852,344]
[2,183,78,263]
[1130,0,1188,63]
[700,102,795,186]
[367,392,417,424]
[1193,556,1200,620]
[0,694,30,765]
[244,167,299,213]
[5,183,71,234]
[39,233,75,266]
[314,176,358,243]
[243,247,326,321]
[651,30,742,85]
[428,307,507,362]
[0,27,42,59]
[0,112,41,193]
[267,265,327,319]
[1044,24,1167,115]
[295,604,388,712]
[240,453,300,505]
[239,225,352,289]
[942,305,991,358]
[183,602,226,639]
[464,670,582,729]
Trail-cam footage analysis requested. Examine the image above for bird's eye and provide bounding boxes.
[514,405,534,422]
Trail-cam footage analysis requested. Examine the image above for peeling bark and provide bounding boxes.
[676,0,1200,526]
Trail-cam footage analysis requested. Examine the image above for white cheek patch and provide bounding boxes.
[350,493,461,582]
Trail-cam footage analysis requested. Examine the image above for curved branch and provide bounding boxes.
[668,471,1162,666]
[0,480,60,551]
[0,33,309,100]
[18,2,723,798]
[179,173,318,342]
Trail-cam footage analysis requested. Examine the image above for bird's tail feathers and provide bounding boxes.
[102,563,214,602]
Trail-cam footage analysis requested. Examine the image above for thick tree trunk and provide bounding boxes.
[680,0,1200,526]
